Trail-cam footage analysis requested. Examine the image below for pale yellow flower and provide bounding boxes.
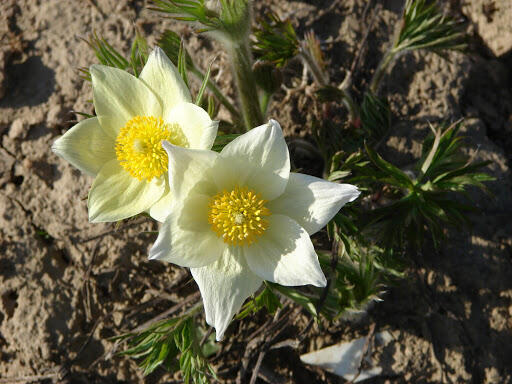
[52,48,217,222]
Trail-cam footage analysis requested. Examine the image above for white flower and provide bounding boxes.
[52,47,218,223]
[149,120,360,340]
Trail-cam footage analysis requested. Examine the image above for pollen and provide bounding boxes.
[208,186,271,246]
[115,116,189,182]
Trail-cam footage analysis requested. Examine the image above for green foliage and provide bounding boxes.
[114,307,215,383]
[316,248,385,319]
[150,0,222,32]
[252,12,299,68]
[416,122,492,190]
[83,31,149,78]
[270,283,318,317]
[178,39,190,88]
[360,91,391,141]
[394,0,466,54]
[195,57,215,106]
[252,61,282,95]
[361,121,493,249]
[236,284,282,319]
[157,30,194,68]
[151,0,251,40]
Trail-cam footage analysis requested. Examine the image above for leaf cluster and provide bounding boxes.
[394,0,466,54]
[114,310,216,383]
[359,121,493,249]
[151,0,251,40]
[252,12,299,68]
[360,91,391,141]
[236,284,282,319]
[81,31,149,79]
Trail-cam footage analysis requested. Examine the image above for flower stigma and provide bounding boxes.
[208,186,271,246]
[115,116,189,181]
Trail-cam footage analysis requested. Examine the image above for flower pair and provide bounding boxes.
[53,48,360,340]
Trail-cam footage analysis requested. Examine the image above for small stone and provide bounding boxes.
[22,158,33,170]
[8,118,27,140]
[46,104,63,129]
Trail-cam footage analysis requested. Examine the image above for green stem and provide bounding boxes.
[190,66,241,122]
[259,90,271,117]
[339,88,358,123]
[369,49,397,94]
[228,41,264,131]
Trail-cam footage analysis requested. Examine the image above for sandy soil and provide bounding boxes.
[0,0,511,383]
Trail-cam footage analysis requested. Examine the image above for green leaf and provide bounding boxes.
[158,30,194,68]
[365,142,414,190]
[270,283,318,317]
[195,57,215,106]
[178,39,189,88]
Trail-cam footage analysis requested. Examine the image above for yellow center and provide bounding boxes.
[208,186,271,246]
[115,116,189,182]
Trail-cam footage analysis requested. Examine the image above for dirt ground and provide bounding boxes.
[0,0,511,383]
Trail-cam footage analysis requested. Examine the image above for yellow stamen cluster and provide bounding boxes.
[208,186,271,246]
[115,116,189,182]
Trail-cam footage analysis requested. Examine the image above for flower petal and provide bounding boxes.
[148,184,173,222]
[162,142,219,201]
[244,214,327,287]
[139,47,192,114]
[90,65,162,139]
[191,247,262,341]
[148,194,225,267]
[164,102,218,150]
[88,159,165,222]
[52,117,115,177]
[219,119,290,200]
[268,173,360,235]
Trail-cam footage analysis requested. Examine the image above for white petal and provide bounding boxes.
[219,119,290,200]
[162,142,219,201]
[148,184,173,222]
[244,214,327,287]
[149,194,225,267]
[51,117,115,177]
[90,65,162,139]
[139,47,192,114]
[191,247,262,341]
[268,173,360,235]
[164,102,218,150]
[88,159,165,222]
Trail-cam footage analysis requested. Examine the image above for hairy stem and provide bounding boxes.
[299,49,328,87]
[369,49,396,94]
[228,41,264,131]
